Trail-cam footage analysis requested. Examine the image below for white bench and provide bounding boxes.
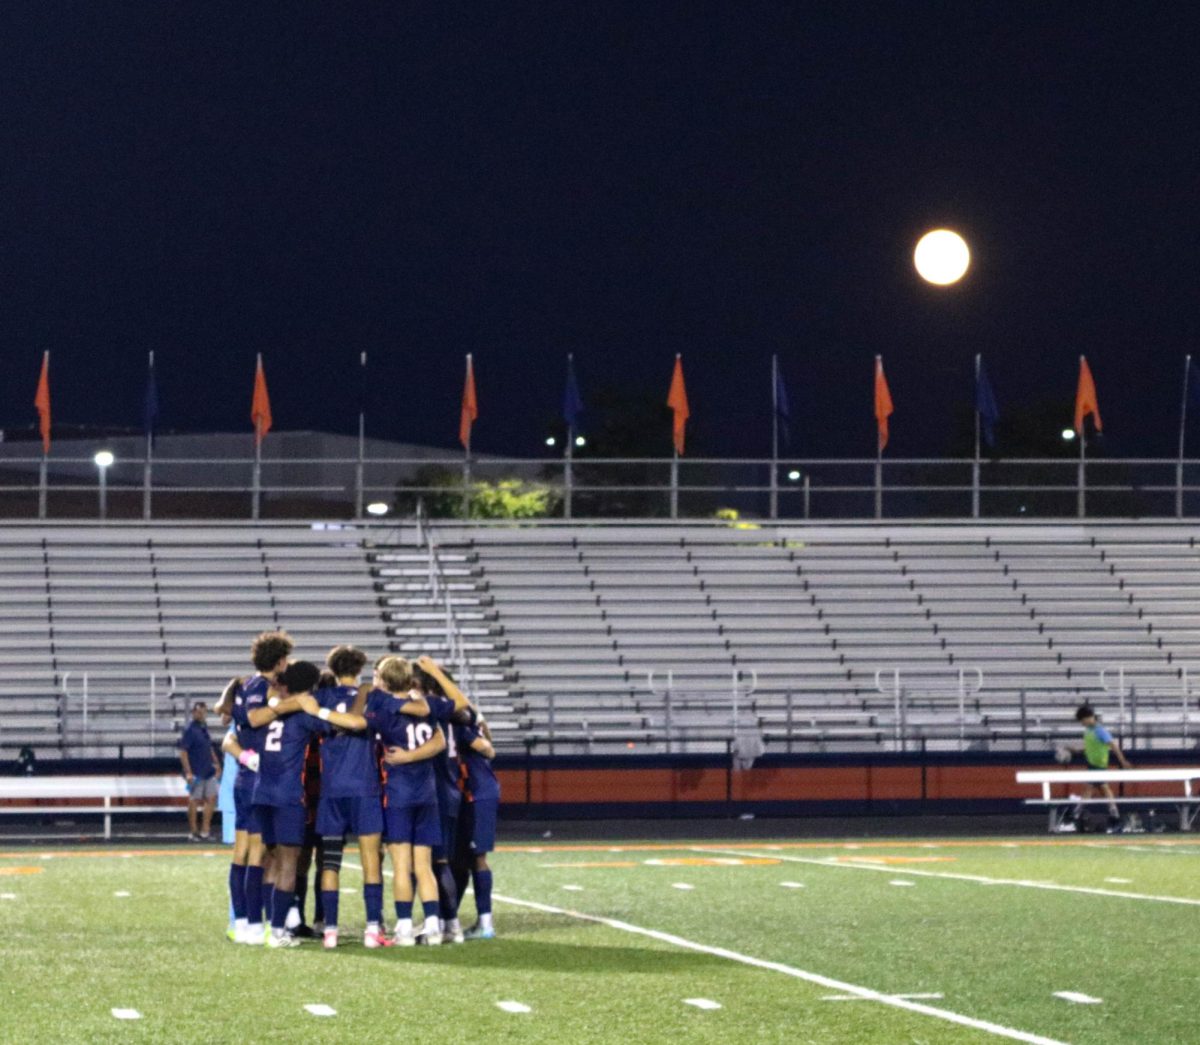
[0,775,189,839]
[1016,769,1200,832]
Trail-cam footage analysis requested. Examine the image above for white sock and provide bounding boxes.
[366,921,380,932]
[285,905,301,930]
[480,913,493,932]
[397,918,413,936]
[425,914,440,936]
[449,918,461,933]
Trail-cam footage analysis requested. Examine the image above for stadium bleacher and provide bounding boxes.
[4,521,1200,761]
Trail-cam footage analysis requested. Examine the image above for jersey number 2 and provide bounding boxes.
[264,720,284,752]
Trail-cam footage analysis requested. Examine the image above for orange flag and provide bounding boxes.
[34,351,51,454]
[459,354,478,449]
[1074,355,1102,435]
[874,355,894,452]
[251,354,272,445]
[666,355,690,455]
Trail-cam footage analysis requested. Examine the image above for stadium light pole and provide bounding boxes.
[94,450,114,521]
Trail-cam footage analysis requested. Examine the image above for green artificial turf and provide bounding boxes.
[1,836,1198,1044]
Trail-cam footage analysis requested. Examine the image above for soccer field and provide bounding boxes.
[2,835,1197,1044]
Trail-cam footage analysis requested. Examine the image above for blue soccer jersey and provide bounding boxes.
[364,688,438,807]
[316,684,380,798]
[457,724,500,803]
[252,708,325,808]
[232,675,270,794]
[426,694,462,804]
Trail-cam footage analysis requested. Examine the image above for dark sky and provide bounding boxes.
[2,4,1199,458]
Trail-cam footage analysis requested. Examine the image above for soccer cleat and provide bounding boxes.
[392,925,416,947]
[425,930,443,946]
[363,925,391,949]
[313,920,325,934]
[1055,821,1078,834]
[464,924,495,941]
[266,930,301,949]
[226,926,238,942]
[447,919,465,944]
[243,924,266,946]
[323,928,338,950]
[293,924,316,939]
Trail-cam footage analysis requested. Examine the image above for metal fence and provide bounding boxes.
[7,452,1200,521]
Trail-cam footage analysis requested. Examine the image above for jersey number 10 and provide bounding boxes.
[405,722,433,749]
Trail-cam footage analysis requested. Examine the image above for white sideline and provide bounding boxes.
[699,847,1200,907]
[492,891,1067,1045]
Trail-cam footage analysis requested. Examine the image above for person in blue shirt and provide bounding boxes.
[456,716,500,939]
[177,701,221,842]
[247,659,329,948]
[363,656,450,946]
[412,657,473,943]
[214,629,293,945]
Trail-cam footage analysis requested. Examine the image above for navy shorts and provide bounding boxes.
[234,788,261,834]
[317,795,383,838]
[384,801,441,848]
[470,797,498,855]
[254,803,307,847]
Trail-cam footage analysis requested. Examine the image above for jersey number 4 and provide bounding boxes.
[264,720,284,752]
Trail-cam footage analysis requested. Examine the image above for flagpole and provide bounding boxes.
[143,350,154,521]
[1077,356,1086,519]
[1178,354,1191,519]
[356,351,366,520]
[252,353,262,522]
[770,354,779,520]
[37,350,48,521]
[563,353,575,520]
[972,353,981,520]
[874,355,883,521]
[462,353,473,519]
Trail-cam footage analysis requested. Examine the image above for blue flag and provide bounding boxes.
[774,358,791,448]
[976,357,1000,449]
[144,354,159,440]
[563,355,584,431]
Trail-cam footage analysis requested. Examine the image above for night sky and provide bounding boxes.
[2,4,1199,459]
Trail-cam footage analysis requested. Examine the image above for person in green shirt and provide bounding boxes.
[1066,705,1132,833]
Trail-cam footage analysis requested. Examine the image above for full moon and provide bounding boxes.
[913,228,970,285]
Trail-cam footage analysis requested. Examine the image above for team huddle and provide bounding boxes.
[213,631,499,949]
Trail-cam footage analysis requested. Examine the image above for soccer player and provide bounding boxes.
[217,629,293,944]
[177,701,221,841]
[288,732,325,937]
[412,656,473,943]
[456,715,500,939]
[247,658,328,948]
[309,645,389,950]
[1068,704,1133,833]
[367,656,448,946]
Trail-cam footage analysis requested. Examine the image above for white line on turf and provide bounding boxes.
[671,883,694,891]
[889,880,915,887]
[824,993,944,1002]
[1053,992,1101,1005]
[304,1004,337,1017]
[496,1001,531,1014]
[492,892,1068,1045]
[779,882,805,889]
[0,893,16,900]
[1104,877,1132,884]
[683,998,722,1010]
[113,891,130,898]
[701,847,1200,908]
[111,1009,141,1020]
[562,885,584,892]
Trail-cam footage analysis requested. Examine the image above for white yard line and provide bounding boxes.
[699,847,1200,908]
[492,891,1068,1045]
[683,998,722,1010]
[824,992,944,1002]
[111,1009,141,1020]
[1054,992,1101,1005]
[496,1000,531,1014]
[304,1004,337,1017]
